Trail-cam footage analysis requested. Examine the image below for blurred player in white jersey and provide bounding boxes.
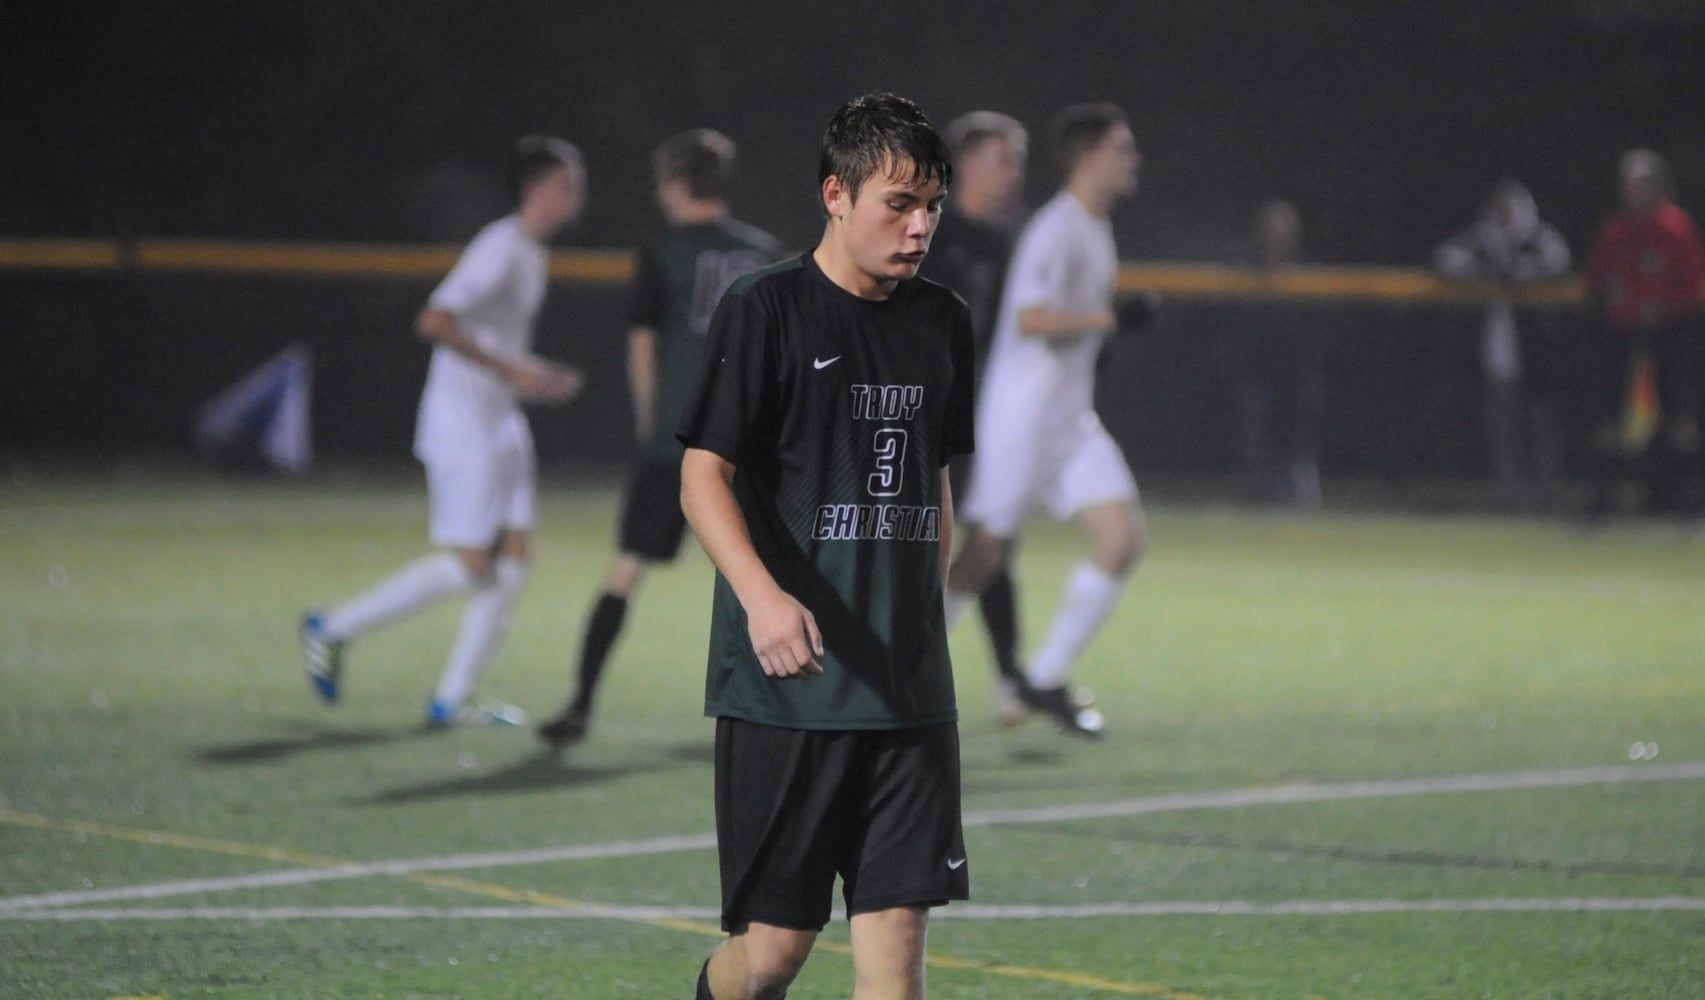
[300,135,586,726]
[944,103,1148,738]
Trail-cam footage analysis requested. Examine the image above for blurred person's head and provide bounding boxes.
[653,128,737,223]
[1255,200,1302,265]
[1619,148,1674,214]
[1482,179,1538,236]
[944,110,1027,220]
[816,91,952,296]
[1052,102,1140,209]
[510,135,586,238]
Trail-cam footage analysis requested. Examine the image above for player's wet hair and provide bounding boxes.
[944,110,1027,162]
[653,128,738,201]
[819,92,952,202]
[1050,102,1127,178]
[509,134,585,201]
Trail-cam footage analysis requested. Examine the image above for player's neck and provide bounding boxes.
[667,200,729,226]
[1065,178,1116,219]
[952,189,1005,224]
[813,234,897,301]
[516,207,559,243]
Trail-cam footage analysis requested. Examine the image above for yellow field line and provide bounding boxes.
[1,809,1211,998]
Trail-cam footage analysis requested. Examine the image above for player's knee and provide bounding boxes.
[453,547,496,581]
[736,929,813,996]
[1092,519,1145,577]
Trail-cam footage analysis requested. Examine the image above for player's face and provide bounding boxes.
[1085,123,1141,199]
[962,134,1027,213]
[828,157,947,286]
[527,165,586,235]
[1622,170,1660,213]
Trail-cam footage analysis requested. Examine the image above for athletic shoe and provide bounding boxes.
[992,677,1028,728]
[537,704,590,748]
[299,611,344,704]
[426,697,527,728]
[1020,684,1105,740]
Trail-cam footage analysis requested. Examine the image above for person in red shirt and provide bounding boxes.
[1584,148,1705,516]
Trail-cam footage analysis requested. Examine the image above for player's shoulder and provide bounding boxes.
[904,273,973,319]
[718,217,784,257]
[724,254,806,300]
[461,214,533,261]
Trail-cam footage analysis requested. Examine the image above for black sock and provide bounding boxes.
[979,567,1022,680]
[570,593,627,712]
[695,959,713,1000]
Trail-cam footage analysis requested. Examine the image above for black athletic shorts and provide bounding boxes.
[714,717,969,933]
[617,457,688,561]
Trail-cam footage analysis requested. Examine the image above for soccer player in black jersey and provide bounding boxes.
[917,110,1032,726]
[679,93,974,1000]
[538,130,779,748]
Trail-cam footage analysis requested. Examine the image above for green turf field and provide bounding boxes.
[3,472,1702,999]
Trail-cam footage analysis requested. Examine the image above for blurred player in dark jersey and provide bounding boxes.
[538,129,779,748]
[917,110,1033,725]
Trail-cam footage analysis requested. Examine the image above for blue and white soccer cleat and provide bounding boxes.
[299,611,344,704]
[425,699,456,727]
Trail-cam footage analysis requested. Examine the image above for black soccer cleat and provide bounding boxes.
[537,704,590,749]
[1020,683,1105,740]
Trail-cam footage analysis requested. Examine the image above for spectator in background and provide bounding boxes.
[1584,148,1705,517]
[917,110,1032,725]
[1233,200,1325,507]
[1434,179,1571,508]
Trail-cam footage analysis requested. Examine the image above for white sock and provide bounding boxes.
[323,552,478,640]
[1026,562,1126,690]
[943,590,974,631]
[433,557,528,710]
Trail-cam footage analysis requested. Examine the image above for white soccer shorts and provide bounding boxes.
[960,410,1137,538]
[424,412,536,549]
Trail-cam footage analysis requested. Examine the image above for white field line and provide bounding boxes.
[3,761,1701,913]
[0,833,715,911]
[960,760,1705,827]
[7,897,1705,922]
[1167,562,1705,605]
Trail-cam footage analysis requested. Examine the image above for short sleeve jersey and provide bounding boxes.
[414,215,549,461]
[629,219,781,462]
[977,191,1118,422]
[677,253,977,730]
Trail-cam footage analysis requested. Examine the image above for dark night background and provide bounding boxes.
[4,0,1704,486]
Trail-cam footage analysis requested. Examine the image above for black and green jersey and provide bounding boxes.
[630,219,781,462]
[677,253,976,730]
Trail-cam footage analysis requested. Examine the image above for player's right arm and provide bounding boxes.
[1016,304,1117,338]
[415,307,581,402]
[1008,211,1116,339]
[680,448,823,678]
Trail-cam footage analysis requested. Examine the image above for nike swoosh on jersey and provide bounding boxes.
[813,356,842,370]
[947,857,967,870]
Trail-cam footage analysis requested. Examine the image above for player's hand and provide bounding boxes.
[508,359,583,404]
[744,586,825,680]
[1114,292,1161,336]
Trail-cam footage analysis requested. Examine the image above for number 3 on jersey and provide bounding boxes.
[868,428,909,498]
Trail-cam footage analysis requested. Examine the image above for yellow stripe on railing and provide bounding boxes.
[0,238,125,271]
[0,236,1607,306]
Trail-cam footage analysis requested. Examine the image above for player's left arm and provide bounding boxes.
[627,325,659,443]
[938,468,954,586]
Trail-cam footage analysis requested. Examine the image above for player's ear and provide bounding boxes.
[822,174,846,221]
